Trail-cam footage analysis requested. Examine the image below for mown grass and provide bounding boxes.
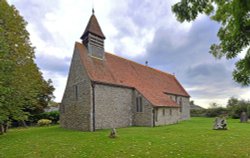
[0,117,250,158]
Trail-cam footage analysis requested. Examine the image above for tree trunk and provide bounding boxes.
[0,124,4,135]
[3,122,8,133]
[21,120,27,128]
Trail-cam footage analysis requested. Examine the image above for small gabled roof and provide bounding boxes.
[75,42,190,108]
[81,13,105,39]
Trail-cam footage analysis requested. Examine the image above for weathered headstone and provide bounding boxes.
[213,117,228,130]
[109,128,117,138]
[240,112,248,123]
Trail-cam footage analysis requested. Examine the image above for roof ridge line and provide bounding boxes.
[75,42,95,81]
[105,52,175,78]
[75,42,190,99]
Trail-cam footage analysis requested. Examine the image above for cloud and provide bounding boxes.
[35,54,70,76]
[109,0,182,59]
[8,0,250,106]
[132,14,249,107]
[9,0,119,101]
[145,16,220,68]
[185,63,241,95]
[11,0,59,42]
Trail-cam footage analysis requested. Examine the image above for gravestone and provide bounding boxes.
[109,128,117,138]
[213,117,228,130]
[240,112,248,123]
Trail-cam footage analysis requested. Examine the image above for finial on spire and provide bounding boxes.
[92,0,95,14]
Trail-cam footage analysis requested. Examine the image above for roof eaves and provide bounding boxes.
[91,80,134,89]
[163,91,190,98]
[153,104,181,108]
[75,42,94,81]
[172,77,190,97]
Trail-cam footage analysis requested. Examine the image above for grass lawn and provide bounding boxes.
[0,117,250,158]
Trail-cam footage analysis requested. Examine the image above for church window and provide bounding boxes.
[74,85,78,100]
[155,108,158,122]
[170,109,172,116]
[136,96,143,112]
[163,108,165,116]
[179,97,183,112]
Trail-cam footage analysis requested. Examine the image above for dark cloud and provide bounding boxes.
[110,3,249,103]
[185,63,231,85]
[35,54,70,76]
[145,17,220,68]
[185,63,236,98]
[141,16,249,100]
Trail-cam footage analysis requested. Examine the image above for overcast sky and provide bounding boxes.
[8,0,250,108]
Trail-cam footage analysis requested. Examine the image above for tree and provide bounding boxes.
[0,0,54,134]
[190,100,194,105]
[209,102,220,109]
[227,97,239,108]
[25,78,55,115]
[172,0,250,86]
[227,97,250,118]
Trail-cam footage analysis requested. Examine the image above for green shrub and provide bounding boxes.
[29,111,59,124]
[37,119,52,126]
[190,109,206,117]
[227,97,250,119]
[47,111,60,124]
[205,107,228,117]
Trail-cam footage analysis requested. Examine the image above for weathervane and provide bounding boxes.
[92,0,95,14]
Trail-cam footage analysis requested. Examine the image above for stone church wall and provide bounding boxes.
[155,108,180,126]
[60,48,92,131]
[168,94,190,120]
[180,97,190,120]
[94,84,133,129]
[132,91,154,127]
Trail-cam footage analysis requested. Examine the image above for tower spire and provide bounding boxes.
[81,10,105,59]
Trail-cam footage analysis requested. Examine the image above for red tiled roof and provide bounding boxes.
[76,42,190,107]
[81,14,105,39]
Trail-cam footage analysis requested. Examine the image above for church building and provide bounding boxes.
[60,10,190,131]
